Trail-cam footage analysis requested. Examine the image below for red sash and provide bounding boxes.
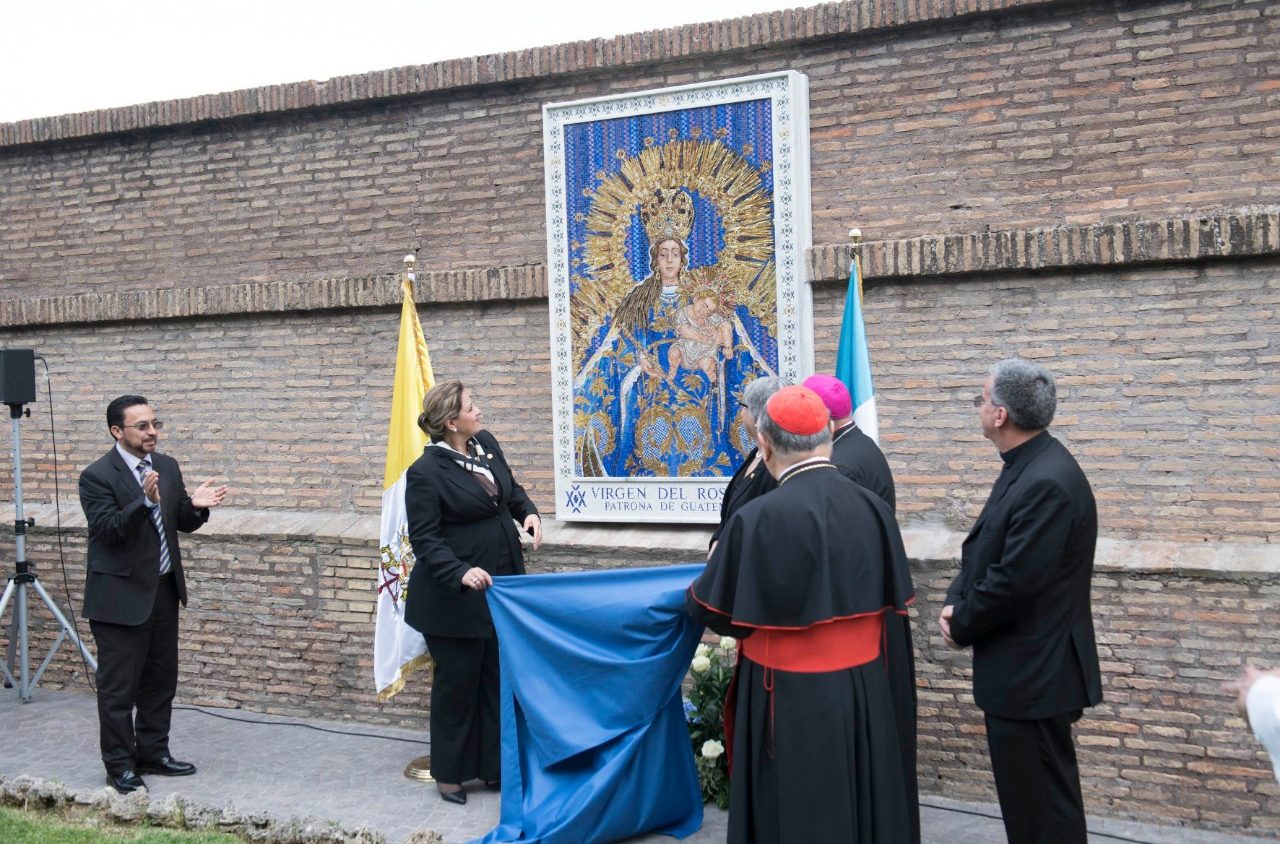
[725,614,885,773]
[740,614,883,672]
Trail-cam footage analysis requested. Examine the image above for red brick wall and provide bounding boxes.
[1,0,1276,297]
[2,256,1275,544]
[1,0,1277,834]
[10,528,1278,835]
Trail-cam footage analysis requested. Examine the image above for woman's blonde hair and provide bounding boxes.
[418,380,465,441]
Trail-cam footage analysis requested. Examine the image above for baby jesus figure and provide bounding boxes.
[668,292,733,383]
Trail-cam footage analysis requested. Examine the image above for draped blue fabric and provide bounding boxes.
[470,564,707,844]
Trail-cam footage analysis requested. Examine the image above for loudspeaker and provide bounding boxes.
[0,349,36,406]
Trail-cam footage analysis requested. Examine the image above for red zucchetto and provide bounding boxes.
[765,386,831,436]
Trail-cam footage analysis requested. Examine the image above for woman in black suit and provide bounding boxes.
[708,375,786,557]
[404,380,541,804]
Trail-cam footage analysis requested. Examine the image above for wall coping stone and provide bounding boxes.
[3,212,1276,330]
[11,502,1274,578]
[0,0,1065,149]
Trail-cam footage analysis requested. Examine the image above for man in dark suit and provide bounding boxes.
[802,373,895,510]
[939,360,1101,844]
[79,395,227,793]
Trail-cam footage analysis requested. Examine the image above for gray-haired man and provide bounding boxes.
[939,359,1102,844]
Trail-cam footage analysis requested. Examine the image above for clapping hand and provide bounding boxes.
[191,479,228,509]
[1220,666,1280,720]
[140,470,161,505]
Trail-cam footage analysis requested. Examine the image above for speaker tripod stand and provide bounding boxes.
[2,401,97,701]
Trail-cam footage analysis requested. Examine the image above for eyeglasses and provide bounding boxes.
[121,420,164,432]
[971,395,984,407]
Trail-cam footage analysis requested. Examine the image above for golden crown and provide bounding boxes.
[639,187,695,246]
[684,267,732,308]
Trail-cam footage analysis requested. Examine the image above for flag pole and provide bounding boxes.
[396,252,435,783]
[848,227,863,306]
[835,225,879,443]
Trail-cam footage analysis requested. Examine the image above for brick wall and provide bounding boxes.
[1,0,1277,297]
[1,0,1278,835]
[2,255,1275,544]
[0,300,552,515]
[9,524,1278,834]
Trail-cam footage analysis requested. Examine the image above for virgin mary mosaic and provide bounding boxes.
[544,72,812,520]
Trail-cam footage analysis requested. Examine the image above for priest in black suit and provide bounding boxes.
[404,380,540,805]
[688,385,918,843]
[940,359,1102,844]
[79,395,227,793]
[802,373,895,510]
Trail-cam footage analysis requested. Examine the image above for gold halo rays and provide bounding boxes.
[573,138,776,370]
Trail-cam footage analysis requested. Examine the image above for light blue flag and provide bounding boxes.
[834,251,878,443]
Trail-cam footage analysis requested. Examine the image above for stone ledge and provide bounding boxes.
[4,212,1276,329]
[0,264,548,329]
[0,774,391,844]
[12,503,1275,578]
[810,211,1280,285]
[0,0,1062,148]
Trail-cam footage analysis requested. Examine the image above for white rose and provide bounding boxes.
[690,655,711,673]
[695,643,712,658]
[719,636,736,651]
[701,739,724,759]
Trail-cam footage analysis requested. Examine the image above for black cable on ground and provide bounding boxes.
[33,353,96,695]
[172,703,426,745]
[918,798,1155,844]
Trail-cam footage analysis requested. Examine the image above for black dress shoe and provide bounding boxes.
[136,756,197,776]
[484,780,501,791]
[107,770,146,793]
[438,786,467,805]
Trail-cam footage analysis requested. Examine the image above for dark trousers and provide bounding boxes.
[424,634,501,785]
[985,710,1087,844]
[89,574,179,775]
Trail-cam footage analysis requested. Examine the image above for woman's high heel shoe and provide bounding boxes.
[438,784,467,805]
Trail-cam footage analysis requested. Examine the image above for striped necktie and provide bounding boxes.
[138,460,172,575]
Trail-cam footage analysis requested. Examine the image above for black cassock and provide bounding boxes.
[687,460,919,844]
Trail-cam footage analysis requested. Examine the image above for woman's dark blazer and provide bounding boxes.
[403,429,537,638]
[708,447,776,548]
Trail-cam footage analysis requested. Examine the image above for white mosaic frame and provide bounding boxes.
[543,71,813,523]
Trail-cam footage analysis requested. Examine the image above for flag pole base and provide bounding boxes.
[404,755,434,782]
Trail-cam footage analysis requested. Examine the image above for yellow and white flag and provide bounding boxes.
[374,271,435,700]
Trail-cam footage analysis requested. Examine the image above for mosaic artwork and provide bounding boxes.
[544,72,812,522]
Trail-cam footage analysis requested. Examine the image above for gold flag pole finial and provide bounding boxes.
[848,228,865,305]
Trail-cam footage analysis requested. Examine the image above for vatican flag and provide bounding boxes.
[374,270,435,700]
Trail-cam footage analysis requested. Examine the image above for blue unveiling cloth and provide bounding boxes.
[469,563,707,844]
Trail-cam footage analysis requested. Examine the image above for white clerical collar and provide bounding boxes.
[777,455,835,485]
[832,422,856,444]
